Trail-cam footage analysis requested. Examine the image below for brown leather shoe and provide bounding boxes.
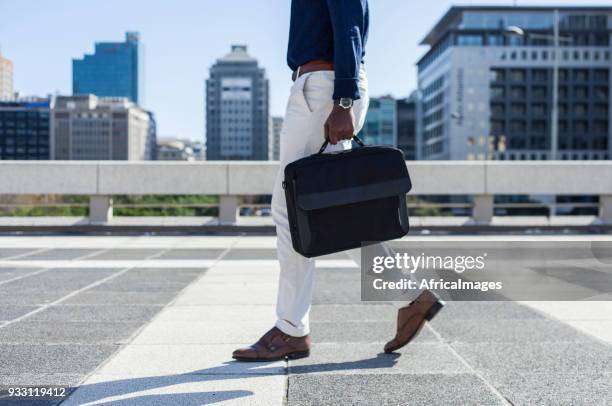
[232,327,311,362]
[384,290,444,353]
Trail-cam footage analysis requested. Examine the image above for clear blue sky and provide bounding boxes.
[1,0,610,141]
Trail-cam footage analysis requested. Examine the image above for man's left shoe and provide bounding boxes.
[232,327,311,362]
[384,290,444,353]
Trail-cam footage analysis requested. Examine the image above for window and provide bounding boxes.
[574,86,588,99]
[487,35,504,46]
[532,103,546,116]
[594,103,609,116]
[532,69,547,82]
[511,69,526,81]
[511,120,526,133]
[594,69,609,82]
[490,69,505,82]
[594,86,608,101]
[574,70,588,82]
[491,120,505,134]
[573,103,587,117]
[532,86,547,98]
[491,103,505,116]
[457,35,483,46]
[532,120,546,134]
[511,86,526,98]
[511,103,526,115]
[491,86,505,98]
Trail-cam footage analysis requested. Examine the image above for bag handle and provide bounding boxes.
[317,135,365,154]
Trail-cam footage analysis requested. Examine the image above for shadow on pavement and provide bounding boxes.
[66,353,400,405]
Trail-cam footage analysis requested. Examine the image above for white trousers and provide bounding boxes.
[271,67,369,337]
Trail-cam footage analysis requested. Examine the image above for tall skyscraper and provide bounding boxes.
[358,95,397,146]
[73,32,144,104]
[269,116,283,160]
[0,50,14,100]
[51,94,154,160]
[397,93,418,160]
[418,6,612,160]
[205,45,269,160]
[0,97,50,160]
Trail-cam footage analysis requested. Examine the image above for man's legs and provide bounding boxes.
[273,68,369,337]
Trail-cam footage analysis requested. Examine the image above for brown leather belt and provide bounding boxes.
[292,59,334,81]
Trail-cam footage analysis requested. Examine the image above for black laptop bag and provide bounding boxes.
[283,136,412,258]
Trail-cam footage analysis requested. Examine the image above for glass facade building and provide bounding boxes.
[0,98,51,160]
[358,96,397,147]
[73,32,143,104]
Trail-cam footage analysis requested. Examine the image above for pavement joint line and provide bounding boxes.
[0,247,52,261]
[62,236,243,403]
[425,324,513,405]
[0,242,174,330]
[0,244,130,287]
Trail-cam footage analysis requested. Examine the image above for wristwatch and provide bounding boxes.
[336,97,354,109]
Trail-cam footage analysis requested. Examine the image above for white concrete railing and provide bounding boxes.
[1,160,612,225]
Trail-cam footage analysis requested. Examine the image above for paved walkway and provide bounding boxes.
[0,235,611,405]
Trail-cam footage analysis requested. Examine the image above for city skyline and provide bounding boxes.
[3,0,611,142]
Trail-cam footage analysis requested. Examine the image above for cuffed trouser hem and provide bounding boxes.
[275,319,309,338]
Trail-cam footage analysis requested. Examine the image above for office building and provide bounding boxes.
[73,32,144,104]
[0,97,51,160]
[51,94,154,160]
[358,95,397,146]
[0,50,14,100]
[269,116,283,160]
[397,93,418,160]
[417,6,612,160]
[205,45,269,160]
[156,137,204,161]
[156,138,195,161]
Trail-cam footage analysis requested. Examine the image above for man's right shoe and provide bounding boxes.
[232,327,311,362]
[384,290,444,354]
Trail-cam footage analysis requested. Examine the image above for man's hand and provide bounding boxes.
[324,103,355,145]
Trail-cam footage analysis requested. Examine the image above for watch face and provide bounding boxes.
[340,98,352,108]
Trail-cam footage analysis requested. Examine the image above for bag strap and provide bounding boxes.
[317,135,365,154]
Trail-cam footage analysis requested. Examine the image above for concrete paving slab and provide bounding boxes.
[0,305,39,321]
[0,344,118,374]
[95,344,284,376]
[0,268,120,292]
[309,321,437,343]
[0,291,75,305]
[482,370,612,406]
[63,291,177,305]
[86,249,165,260]
[431,319,588,343]
[309,304,397,322]
[174,285,277,305]
[156,249,224,260]
[154,305,275,323]
[224,249,277,260]
[0,267,42,282]
[0,321,143,344]
[0,373,84,386]
[452,341,612,373]
[0,248,41,259]
[433,302,546,321]
[28,305,163,323]
[64,374,285,406]
[567,320,612,344]
[289,343,469,375]
[287,374,505,406]
[522,300,612,321]
[131,321,275,345]
[15,249,102,260]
